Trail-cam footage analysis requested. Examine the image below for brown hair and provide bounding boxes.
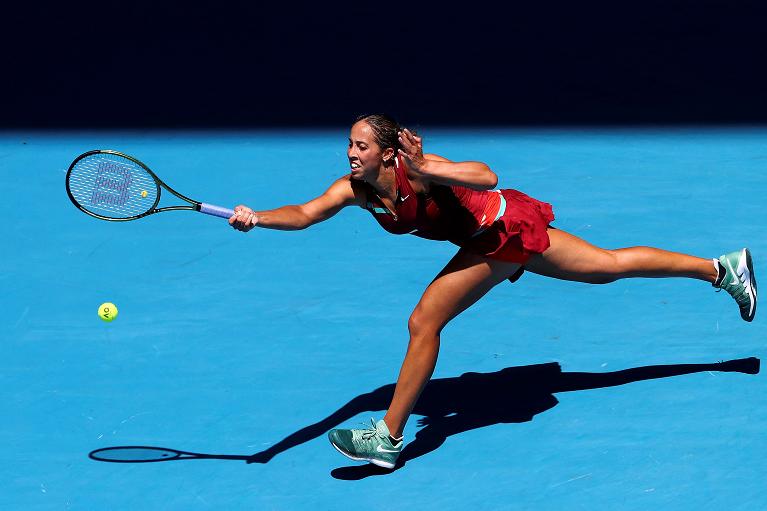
[355,113,415,154]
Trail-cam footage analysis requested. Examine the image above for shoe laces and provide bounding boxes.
[361,418,381,440]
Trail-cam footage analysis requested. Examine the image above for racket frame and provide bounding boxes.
[65,149,214,221]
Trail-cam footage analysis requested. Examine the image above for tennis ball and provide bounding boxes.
[98,302,118,322]
[140,190,148,198]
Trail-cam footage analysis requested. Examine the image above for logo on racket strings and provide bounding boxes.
[91,163,133,207]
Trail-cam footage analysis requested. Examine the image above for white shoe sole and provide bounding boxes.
[329,441,396,469]
[738,248,757,321]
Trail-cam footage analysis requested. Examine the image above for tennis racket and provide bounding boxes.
[89,446,251,463]
[65,150,235,222]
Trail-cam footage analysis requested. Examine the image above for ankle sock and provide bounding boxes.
[712,258,726,287]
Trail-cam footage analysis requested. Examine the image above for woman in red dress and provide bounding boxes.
[229,114,756,469]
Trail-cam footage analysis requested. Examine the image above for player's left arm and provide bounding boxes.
[399,128,498,190]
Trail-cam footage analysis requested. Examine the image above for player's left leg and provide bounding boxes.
[524,227,756,321]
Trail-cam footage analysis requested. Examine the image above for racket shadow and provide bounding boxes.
[88,446,251,463]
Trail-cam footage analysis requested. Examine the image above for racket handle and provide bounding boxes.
[199,203,235,219]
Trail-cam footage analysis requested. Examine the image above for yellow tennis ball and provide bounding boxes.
[98,302,118,322]
[140,190,148,198]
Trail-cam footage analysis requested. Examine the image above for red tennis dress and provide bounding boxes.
[360,155,555,264]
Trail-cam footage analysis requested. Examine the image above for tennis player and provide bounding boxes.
[229,114,757,469]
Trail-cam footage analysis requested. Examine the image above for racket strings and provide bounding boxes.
[68,153,158,219]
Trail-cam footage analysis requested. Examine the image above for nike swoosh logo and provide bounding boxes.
[725,260,740,286]
[376,445,400,453]
[400,195,410,202]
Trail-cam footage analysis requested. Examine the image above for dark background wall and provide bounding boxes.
[4,0,765,127]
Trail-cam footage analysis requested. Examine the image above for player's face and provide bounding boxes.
[347,121,387,181]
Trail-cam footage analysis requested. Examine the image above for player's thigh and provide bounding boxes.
[524,227,618,283]
[410,249,521,334]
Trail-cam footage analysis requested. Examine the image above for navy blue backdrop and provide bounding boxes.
[4,0,766,127]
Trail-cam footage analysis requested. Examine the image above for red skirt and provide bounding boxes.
[460,189,555,264]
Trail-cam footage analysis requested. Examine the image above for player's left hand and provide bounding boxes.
[398,128,426,174]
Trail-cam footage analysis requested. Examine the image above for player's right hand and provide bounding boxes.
[229,205,258,232]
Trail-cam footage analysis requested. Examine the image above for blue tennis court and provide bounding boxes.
[2,127,764,509]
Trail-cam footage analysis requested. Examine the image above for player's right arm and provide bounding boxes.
[229,176,366,232]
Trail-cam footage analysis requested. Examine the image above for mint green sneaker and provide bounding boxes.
[715,248,757,322]
[328,419,402,469]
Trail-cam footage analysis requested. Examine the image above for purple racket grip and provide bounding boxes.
[199,203,235,219]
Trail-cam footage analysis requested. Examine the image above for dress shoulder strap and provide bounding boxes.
[394,154,416,198]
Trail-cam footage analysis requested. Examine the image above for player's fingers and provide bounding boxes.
[232,210,247,230]
[232,210,245,227]
[408,132,421,150]
[236,212,254,231]
[245,213,257,231]
[399,142,418,160]
[398,134,413,152]
[241,212,254,230]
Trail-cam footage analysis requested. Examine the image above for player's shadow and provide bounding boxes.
[87,357,760,477]
[245,357,760,479]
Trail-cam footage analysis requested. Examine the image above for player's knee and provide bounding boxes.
[587,249,621,284]
[408,305,441,342]
[608,247,645,281]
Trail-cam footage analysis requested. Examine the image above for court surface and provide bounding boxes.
[1,127,765,510]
